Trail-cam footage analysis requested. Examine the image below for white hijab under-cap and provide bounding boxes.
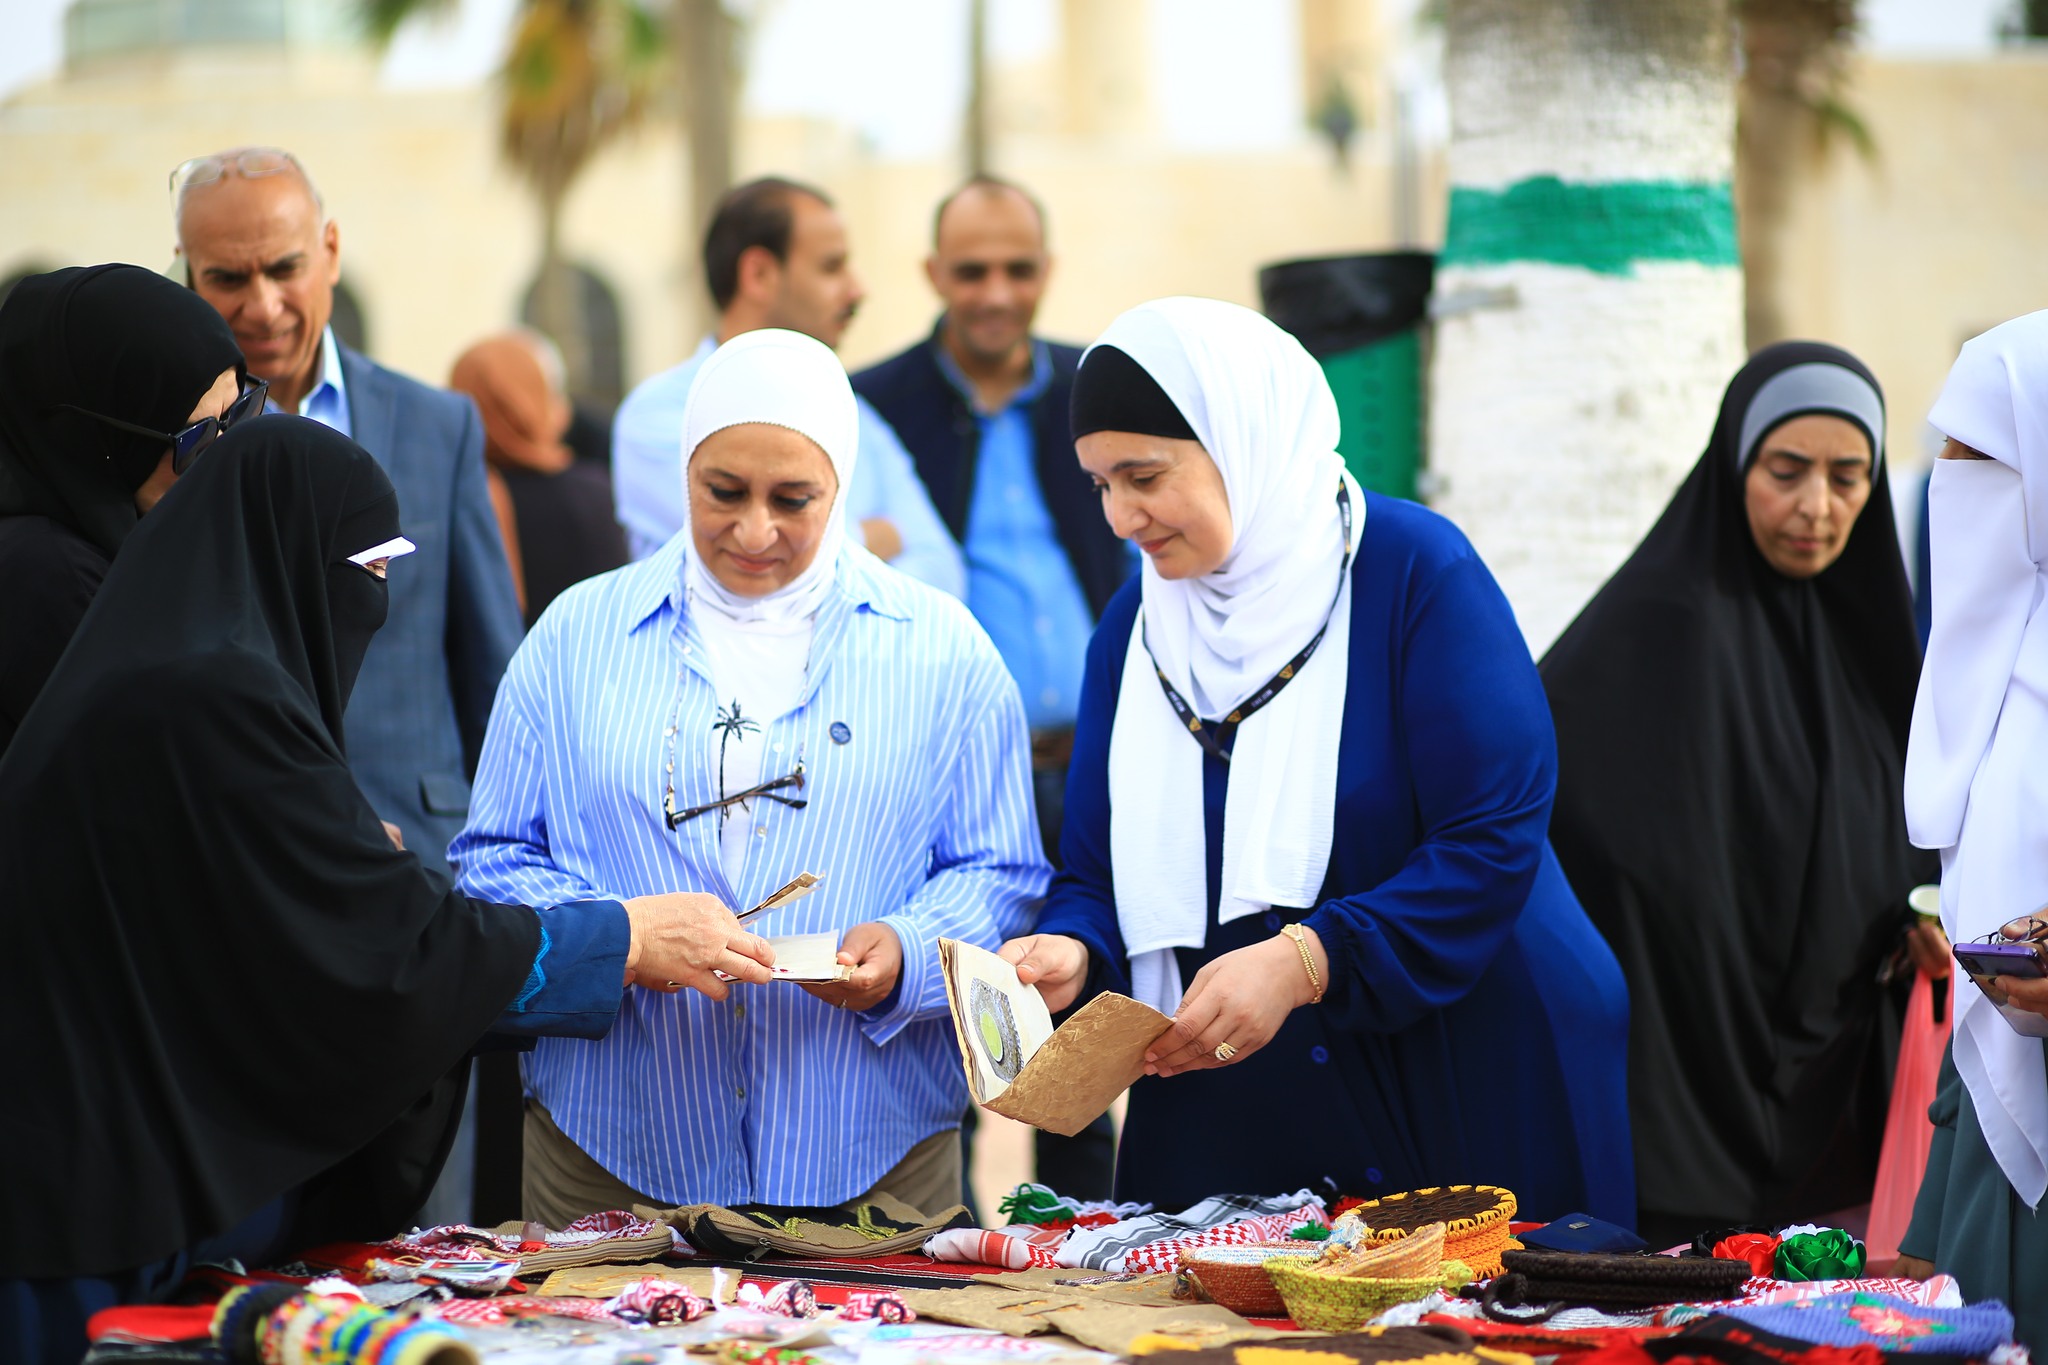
[1095,297,1364,1014]
[680,328,860,625]
[1904,308,2048,1209]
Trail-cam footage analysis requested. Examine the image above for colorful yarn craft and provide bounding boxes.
[1343,1187,1518,1279]
[212,1286,478,1365]
[1266,1257,1474,1331]
[1179,1243,1324,1316]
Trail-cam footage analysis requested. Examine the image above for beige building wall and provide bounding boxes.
[1773,51,2048,474]
[0,34,1428,400]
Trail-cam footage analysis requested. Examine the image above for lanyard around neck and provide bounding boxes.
[1141,479,1354,765]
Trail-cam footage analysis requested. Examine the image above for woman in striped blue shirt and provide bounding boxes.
[453,329,1048,1225]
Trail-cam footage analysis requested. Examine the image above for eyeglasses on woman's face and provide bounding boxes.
[61,377,270,475]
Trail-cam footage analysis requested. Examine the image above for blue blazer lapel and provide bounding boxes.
[338,344,397,475]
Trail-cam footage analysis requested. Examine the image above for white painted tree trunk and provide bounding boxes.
[1428,2,1745,656]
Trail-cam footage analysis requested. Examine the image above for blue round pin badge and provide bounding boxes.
[829,721,852,745]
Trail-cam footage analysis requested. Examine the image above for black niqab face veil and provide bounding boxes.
[0,416,538,1279]
[0,263,245,555]
[1539,342,1934,1231]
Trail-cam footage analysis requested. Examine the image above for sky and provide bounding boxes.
[0,0,2020,158]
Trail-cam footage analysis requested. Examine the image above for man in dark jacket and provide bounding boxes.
[854,178,1126,1200]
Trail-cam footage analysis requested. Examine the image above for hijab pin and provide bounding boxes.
[829,721,852,745]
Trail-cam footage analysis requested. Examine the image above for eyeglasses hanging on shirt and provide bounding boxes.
[60,377,271,476]
[662,696,809,830]
[1141,478,1355,765]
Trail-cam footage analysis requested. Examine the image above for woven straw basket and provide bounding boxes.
[1266,1258,1474,1331]
[1179,1243,1322,1316]
[1347,1186,1517,1278]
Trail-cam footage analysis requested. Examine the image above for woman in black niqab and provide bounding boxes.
[1541,342,1936,1246]
[0,418,541,1296]
[0,262,244,751]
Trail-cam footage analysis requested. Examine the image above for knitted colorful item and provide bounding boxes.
[1180,1243,1325,1316]
[215,1287,479,1365]
[1316,1224,1449,1280]
[1268,1259,1475,1331]
[1345,1188,1518,1279]
[1711,1293,2014,1356]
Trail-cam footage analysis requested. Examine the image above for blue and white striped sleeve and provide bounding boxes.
[451,620,615,908]
[863,647,1050,1043]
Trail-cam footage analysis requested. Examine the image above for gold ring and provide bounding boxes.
[1214,1042,1238,1062]
[666,981,679,989]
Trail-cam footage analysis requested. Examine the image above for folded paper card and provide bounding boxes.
[716,931,853,983]
[938,938,1172,1136]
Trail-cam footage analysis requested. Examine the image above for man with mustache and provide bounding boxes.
[174,145,525,1225]
[854,177,1130,1201]
[612,177,962,596]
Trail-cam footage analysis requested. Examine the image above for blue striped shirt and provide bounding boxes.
[450,536,1048,1205]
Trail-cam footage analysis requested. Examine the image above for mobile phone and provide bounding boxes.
[1953,942,2048,1039]
[1953,942,2048,980]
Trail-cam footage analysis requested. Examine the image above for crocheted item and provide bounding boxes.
[1478,1250,1751,1320]
[1268,1258,1475,1331]
[217,1287,480,1364]
[1316,1224,1448,1280]
[1180,1243,1324,1316]
[1712,1292,2015,1356]
[1347,1188,1517,1279]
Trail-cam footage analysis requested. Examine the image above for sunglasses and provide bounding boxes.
[62,378,270,476]
[169,147,302,200]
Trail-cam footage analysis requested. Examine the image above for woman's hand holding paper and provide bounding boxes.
[1000,934,1091,1012]
[1145,929,1328,1077]
[801,921,902,1012]
[623,891,776,999]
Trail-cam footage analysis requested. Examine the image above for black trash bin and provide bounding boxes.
[1259,252,1435,500]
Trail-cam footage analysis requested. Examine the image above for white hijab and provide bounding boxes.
[679,328,860,624]
[1096,297,1364,1013]
[1904,308,2048,1209]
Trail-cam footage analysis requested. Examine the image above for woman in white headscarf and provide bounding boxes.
[1001,298,1632,1223]
[1897,310,2048,1339]
[454,329,1048,1225]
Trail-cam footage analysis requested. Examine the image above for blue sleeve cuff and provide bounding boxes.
[491,898,630,1039]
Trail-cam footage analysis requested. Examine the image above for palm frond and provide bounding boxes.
[355,0,457,48]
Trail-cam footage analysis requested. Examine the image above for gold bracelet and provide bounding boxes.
[1282,922,1324,1004]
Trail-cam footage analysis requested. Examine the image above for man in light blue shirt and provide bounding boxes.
[855,178,1133,1204]
[613,178,962,597]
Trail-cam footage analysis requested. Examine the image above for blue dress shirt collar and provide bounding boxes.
[933,333,1052,416]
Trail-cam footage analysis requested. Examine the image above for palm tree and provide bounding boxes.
[363,0,737,382]
[1427,0,1746,655]
[1735,0,1870,350]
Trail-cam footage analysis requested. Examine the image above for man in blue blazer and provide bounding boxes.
[174,147,523,878]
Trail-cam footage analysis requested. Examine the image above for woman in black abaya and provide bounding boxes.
[0,417,772,1365]
[1541,343,1938,1248]
[0,263,252,753]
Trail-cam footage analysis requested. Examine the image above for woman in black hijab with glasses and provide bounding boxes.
[0,262,258,753]
[0,417,774,1365]
[1541,342,1939,1248]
